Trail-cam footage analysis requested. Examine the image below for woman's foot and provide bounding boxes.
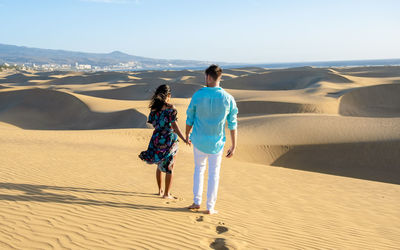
[163,194,175,199]
[188,203,200,210]
[157,189,164,196]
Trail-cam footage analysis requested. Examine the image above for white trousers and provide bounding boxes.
[193,146,223,211]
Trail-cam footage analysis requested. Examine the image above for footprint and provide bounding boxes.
[164,200,176,204]
[196,216,204,222]
[210,238,228,250]
[216,225,228,234]
[190,215,210,224]
[164,196,180,204]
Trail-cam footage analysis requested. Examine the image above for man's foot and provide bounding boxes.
[204,210,218,215]
[188,203,200,210]
[157,189,164,196]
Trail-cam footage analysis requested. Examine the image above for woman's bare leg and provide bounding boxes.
[163,172,173,198]
[156,168,163,195]
[163,157,175,199]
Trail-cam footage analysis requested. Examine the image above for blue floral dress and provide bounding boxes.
[139,106,178,174]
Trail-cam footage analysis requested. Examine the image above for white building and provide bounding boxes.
[75,62,91,70]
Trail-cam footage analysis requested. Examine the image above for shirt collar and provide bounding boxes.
[205,86,222,90]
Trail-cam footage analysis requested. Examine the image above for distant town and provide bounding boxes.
[0,61,148,72]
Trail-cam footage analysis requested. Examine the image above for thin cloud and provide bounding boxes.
[80,0,140,4]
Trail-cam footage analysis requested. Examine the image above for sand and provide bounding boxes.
[0,66,399,249]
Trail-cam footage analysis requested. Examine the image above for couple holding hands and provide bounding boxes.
[139,64,238,214]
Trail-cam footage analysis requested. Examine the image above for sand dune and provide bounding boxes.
[0,66,400,249]
[236,100,326,116]
[0,72,48,86]
[272,140,400,184]
[336,66,400,77]
[339,83,400,117]
[78,83,203,100]
[0,71,63,85]
[48,71,133,85]
[0,88,147,129]
[238,114,400,186]
[236,114,400,183]
[224,67,269,75]
[221,67,352,90]
[133,69,203,79]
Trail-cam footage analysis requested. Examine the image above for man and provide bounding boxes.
[185,64,238,214]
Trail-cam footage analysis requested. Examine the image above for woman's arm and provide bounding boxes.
[172,121,188,144]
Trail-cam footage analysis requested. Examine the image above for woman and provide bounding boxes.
[139,84,188,199]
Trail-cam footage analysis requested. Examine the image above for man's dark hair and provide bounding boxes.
[205,64,222,81]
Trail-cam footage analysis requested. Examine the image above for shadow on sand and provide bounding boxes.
[0,182,188,212]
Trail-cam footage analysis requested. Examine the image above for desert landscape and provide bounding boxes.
[0,66,399,249]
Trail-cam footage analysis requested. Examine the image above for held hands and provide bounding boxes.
[182,139,192,146]
[183,135,192,146]
[226,145,236,158]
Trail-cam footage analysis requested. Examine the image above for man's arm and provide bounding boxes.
[226,97,239,158]
[185,97,195,146]
[226,129,237,158]
[185,124,193,145]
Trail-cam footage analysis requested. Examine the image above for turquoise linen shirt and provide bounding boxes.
[186,86,238,154]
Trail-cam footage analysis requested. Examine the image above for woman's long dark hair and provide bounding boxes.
[149,84,171,111]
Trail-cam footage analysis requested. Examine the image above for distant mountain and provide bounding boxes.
[0,43,214,70]
[1,43,399,71]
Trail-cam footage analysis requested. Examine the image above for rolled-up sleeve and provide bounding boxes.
[186,98,196,126]
[227,97,238,130]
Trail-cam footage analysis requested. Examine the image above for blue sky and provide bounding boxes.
[0,0,399,63]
